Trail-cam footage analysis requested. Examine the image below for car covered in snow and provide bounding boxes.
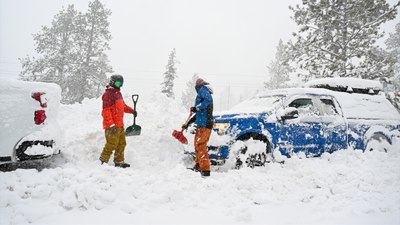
[206,78,400,168]
[0,77,62,165]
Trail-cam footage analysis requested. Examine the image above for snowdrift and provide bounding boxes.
[1,93,399,225]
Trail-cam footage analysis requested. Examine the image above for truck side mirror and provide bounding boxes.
[281,107,299,120]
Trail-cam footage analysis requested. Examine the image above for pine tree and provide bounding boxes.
[19,0,112,104]
[19,5,78,88]
[385,22,400,110]
[264,39,293,90]
[66,0,112,103]
[181,73,199,109]
[288,0,399,82]
[161,48,178,99]
[386,22,400,89]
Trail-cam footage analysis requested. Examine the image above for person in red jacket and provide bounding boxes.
[99,74,136,168]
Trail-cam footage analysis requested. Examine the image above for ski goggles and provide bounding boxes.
[114,81,123,88]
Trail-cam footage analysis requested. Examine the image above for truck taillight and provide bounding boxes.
[34,110,46,125]
[31,92,47,108]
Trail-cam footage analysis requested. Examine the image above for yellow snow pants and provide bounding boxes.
[99,127,126,163]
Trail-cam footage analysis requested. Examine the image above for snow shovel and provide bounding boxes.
[172,112,194,144]
[126,94,141,136]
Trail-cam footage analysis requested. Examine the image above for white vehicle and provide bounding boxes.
[0,77,62,165]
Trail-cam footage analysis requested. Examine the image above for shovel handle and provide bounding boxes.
[185,111,194,124]
[181,111,194,132]
[132,94,139,108]
[132,94,139,125]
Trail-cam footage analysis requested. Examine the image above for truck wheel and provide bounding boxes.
[365,134,391,153]
[245,151,267,168]
[235,137,271,169]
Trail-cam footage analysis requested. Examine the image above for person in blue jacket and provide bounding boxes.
[182,78,214,177]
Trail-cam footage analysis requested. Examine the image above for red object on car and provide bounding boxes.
[34,110,46,125]
[32,92,47,124]
[31,92,47,108]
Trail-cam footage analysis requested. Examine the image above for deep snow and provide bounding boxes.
[1,92,400,225]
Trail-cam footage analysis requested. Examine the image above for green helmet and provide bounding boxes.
[110,74,124,88]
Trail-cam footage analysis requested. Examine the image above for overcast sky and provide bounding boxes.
[0,0,399,108]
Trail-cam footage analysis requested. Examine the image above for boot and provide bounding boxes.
[193,163,200,172]
[115,162,130,168]
[200,171,210,177]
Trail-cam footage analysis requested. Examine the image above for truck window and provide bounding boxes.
[288,98,319,116]
[320,98,338,115]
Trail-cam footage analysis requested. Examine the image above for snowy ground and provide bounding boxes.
[1,93,400,225]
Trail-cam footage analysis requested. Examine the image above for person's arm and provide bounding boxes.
[187,115,196,126]
[113,91,134,114]
[102,108,114,128]
[123,102,133,113]
[115,99,125,114]
[196,88,212,111]
[101,91,115,128]
[182,114,196,129]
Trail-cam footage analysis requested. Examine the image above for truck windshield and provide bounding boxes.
[231,95,285,113]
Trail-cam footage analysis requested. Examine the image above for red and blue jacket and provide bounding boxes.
[101,86,133,129]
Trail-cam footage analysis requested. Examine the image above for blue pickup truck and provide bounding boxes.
[195,78,400,169]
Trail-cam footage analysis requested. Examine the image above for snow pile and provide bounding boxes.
[24,145,54,156]
[1,92,400,225]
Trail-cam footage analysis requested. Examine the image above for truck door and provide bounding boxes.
[317,96,347,153]
[278,95,324,156]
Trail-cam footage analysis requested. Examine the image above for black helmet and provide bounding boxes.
[109,74,124,88]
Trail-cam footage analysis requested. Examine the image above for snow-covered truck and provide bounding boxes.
[202,78,400,168]
[0,78,62,165]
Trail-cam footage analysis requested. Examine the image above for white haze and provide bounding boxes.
[0,0,399,110]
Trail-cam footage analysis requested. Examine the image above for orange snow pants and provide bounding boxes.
[194,127,211,172]
[100,127,126,163]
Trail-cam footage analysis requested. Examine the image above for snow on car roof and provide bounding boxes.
[0,77,61,94]
[304,77,383,92]
[329,91,400,120]
[0,77,61,116]
[223,87,400,120]
[265,88,399,120]
[302,78,399,119]
[218,88,335,115]
[256,87,335,98]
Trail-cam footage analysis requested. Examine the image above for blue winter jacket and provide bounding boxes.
[194,85,214,128]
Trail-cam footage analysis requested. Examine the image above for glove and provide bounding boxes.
[181,123,188,130]
[108,125,117,134]
[132,109,137,117]
[190,106,197,113]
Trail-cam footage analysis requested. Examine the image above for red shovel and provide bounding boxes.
[172,112,194,144]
